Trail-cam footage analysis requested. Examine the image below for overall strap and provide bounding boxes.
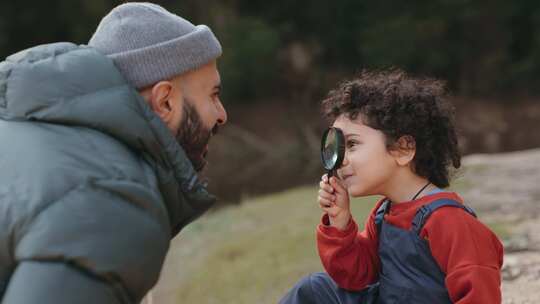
[375,199,391,234]
[411,198,476,235]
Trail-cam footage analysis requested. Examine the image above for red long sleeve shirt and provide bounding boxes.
[317,192,504,304]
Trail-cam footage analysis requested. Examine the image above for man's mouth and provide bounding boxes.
[211,124,219,136]
[202,124,220,158]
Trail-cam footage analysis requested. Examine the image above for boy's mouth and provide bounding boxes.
[341,173,354,181]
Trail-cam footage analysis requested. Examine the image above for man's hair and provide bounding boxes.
[321,69,460,188]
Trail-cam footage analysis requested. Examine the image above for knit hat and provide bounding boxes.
[88,2,222,89]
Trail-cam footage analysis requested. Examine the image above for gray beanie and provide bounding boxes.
[88,2,222,89]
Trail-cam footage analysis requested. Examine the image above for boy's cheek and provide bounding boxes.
[347,184,366,197]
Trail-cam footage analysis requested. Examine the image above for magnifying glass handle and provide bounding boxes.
[327,169,334,179]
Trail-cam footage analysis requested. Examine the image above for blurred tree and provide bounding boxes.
[2,0,540,101]
[504,0,540,95]
[0,0,116,56]
[236,0,540,98]
[218,17,281,103]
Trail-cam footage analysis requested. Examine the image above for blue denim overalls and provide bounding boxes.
[374,197,476,303]
[279,194,477,304]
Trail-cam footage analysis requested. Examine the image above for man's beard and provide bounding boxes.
[175,101,218,172]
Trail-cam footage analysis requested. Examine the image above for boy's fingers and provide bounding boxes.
[322,174,328,182]
[319,198,334,208]
[319,181,335,193]
[321,205,338,216]
[318,190,335,201]
[330,177,346,194]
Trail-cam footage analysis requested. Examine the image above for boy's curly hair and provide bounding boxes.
[321,69,460,188]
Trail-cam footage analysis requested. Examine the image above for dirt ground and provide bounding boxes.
[460,149,540,303]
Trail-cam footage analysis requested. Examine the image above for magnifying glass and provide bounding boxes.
[321,127,345,178]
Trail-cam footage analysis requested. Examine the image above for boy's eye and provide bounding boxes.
[347,140,359,148]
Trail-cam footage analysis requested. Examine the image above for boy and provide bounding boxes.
[280,70,503,303]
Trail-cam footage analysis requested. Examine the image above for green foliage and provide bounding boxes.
[219,17,281,103]
[2,1,540,103]
[237,0,540,97]
[0,0,117,56]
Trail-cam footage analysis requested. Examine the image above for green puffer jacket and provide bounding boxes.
[0,42,216,303]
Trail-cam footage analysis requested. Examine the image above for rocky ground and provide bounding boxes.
[460,149,540,303]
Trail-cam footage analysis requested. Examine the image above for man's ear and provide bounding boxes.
[390,135,416,166]
[148,80,176,123]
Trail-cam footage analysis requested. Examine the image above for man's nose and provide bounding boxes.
[216,101,227,125]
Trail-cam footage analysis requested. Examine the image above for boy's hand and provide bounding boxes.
[318,174,351,230]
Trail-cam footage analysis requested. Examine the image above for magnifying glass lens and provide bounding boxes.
[322,131,338,169]
[320,127,345,176]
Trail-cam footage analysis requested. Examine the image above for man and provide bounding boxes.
[0,2,226,303]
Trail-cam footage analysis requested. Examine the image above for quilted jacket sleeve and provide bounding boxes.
[2,261,122,303]
[5,179,170,304]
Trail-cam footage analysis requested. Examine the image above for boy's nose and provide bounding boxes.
[341,153,350,167]
[336,153,349,178]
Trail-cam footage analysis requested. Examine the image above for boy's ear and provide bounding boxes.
[390,135,416,166]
